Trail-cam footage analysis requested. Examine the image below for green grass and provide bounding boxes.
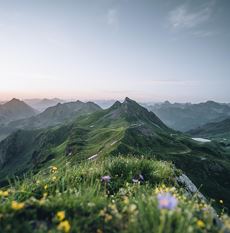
[0,156,229,233]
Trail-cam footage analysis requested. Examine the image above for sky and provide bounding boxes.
[0,0,229,103]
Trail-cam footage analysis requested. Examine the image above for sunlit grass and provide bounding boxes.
[0,156,229,233]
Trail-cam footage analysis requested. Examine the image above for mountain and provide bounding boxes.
[0,98,37,126]
[0,97,230,209]
[24,98,65,112]
[147,100,230,132]
[188,118,230,142]
[0,100,101,141]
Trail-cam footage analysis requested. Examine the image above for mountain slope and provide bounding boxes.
[0,98,230,209]
[0,101,101,141]
[0,98,37,125]
[147,101,230,132]
[188,118,230,141]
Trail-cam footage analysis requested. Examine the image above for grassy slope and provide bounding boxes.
[1,99,230,212]
[0,156,229,233]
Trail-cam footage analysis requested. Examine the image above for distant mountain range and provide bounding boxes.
[24,98,65,112]
[0,98,37,126]
[0,100,101,141]
[0,97,230,208]
[147,100,230,132]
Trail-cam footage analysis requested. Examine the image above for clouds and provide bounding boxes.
[169,1,215,30]
[107,8,119,28]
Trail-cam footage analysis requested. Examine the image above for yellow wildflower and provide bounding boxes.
[108,204,117,211]
[51,166,58,173]
[57,220,71,233]
[129,204,137,213]
[56,211,65,222]
[44,185,48,190]
[11,201,25,210]
[43,192,48,198]
[104,214,113,222]
[0,190,9,197]
[52,176,57,181]
[99,209,106,216]
[220,200,224,204]
[197,220,205,228]
[123,196,129,205]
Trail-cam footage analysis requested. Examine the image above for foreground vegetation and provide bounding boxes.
[0,156,229,233]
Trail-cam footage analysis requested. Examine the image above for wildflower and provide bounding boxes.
[52,176,57,181]
[51,166,58,173]
[43,192,48,198]
[132,174,144,183]
[0,190,9,197]
[101,175,111,183]
[129,204,137,213]
[157,192,178,210]
[57,220,71,233]
[56,211,65,221]
[52,166,58,170]
[154,187,160,194]
[197,220,205,228]
[99,209,106,216]
[11,201,25,210]
[109,204,117,211]
[123,196,129,205]
[139,174,144,181]
[220,200,224,204]
[44,185,48,190]
[104,214,112,222]
[132,178,139,183]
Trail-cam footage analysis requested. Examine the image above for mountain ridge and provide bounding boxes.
[0,98,230,209]
[0,98,37,126]
[147,100,230,131]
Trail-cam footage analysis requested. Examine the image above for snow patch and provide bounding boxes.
[110,141,118,146]
[192,138,211,143]
[88,154,98,160]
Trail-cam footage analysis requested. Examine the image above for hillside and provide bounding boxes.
[0,101,101,142]
[0,98,37,125]
[1,156,230,233]
[147,101,230,132]
[188,118,230,142]
[0,98,230,211]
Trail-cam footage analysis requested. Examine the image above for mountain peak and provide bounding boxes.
[124,97,132,102]
[122,97,142,109]
[8,98,21,103]
[110,100,122,109]
[4,98,26,107]
[123,97,139,105]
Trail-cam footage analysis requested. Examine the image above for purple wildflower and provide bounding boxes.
[157,192,178,210]
[101,175,111,183]
[132,178,139,183]
[139,174,144,181]
[132,174,145,183]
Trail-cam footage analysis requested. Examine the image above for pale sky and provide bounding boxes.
[0,0,229,102]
